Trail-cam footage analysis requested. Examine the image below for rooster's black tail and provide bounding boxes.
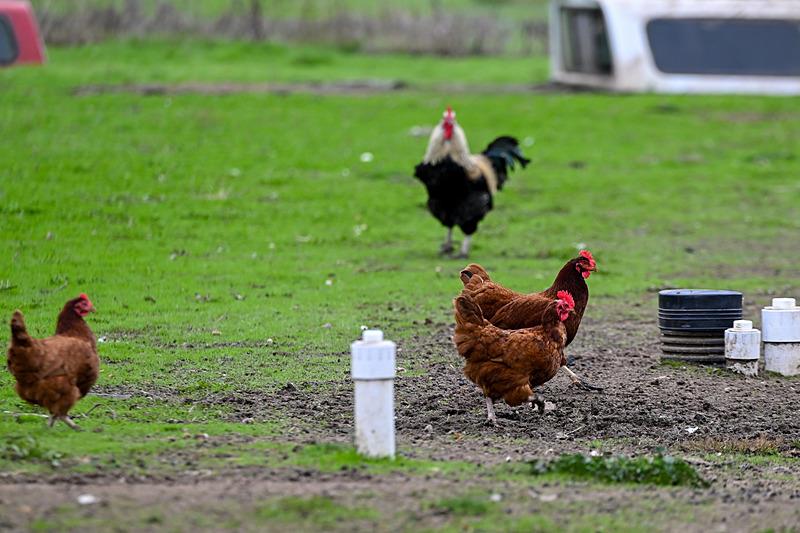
[482,136,530,190]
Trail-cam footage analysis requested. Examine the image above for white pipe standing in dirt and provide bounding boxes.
[351,330,396,459]
[724,320,760,377]
[761,298,800,376]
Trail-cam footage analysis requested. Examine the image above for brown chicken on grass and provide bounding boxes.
[7,294,99,430]
[454,290,575,425]
[459,251,601,391]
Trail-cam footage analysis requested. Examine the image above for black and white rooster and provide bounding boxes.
[414,107,530,258]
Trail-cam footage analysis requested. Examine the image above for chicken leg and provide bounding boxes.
[48,415,82,431]
[455,235,472,259]
[485,397,497,426]
[440,228,454,255]
[561,366,603,391]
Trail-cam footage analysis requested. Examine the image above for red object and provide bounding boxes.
[442,106,455,140]
[0,1,46,66]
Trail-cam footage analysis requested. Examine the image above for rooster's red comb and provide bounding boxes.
[79,293,89,300]
[556,290,575,309]
[579,250,595,266]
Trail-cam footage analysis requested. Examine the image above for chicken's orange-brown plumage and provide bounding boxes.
[460,252,596,347]
[7,294,99,429]
[453,292,570,413]
[458,264,520,321]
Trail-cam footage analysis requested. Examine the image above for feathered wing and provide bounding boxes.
[489,295,552,330]
[415,157,493,232]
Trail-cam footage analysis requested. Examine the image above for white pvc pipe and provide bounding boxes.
[724,320,760,377]
[764,344,800,377]
[351,330,396,459]
[762,298,800,376]
[762,298,800,342]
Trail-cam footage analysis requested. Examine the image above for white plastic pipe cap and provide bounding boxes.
[733,320,753,330]
[352,330,396,380]
[772,298,797,309]
[363,330,384,343]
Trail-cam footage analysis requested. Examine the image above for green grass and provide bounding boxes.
[529,453,708,488]
[255,496,378,529]
[1,38,799,483]
[17,39,548,87]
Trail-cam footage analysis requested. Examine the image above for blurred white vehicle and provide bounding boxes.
[549,0,800,94]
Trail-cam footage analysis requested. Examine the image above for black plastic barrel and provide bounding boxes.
[658,289,743,364]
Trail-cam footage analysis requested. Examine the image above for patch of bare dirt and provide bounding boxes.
[2,302,800,530]
[1,473,799,532]
[227,310,800,459]
[72,81,593,97]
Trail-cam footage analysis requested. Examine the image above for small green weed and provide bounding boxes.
[1,435,63,467]
[430,495,492,516]
[530,453,708,488]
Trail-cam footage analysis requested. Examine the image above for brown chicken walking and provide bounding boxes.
[7,294,99,430]
[454,290,575,425]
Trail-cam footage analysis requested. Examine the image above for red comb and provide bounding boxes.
[556,290,575,309]
[580,250,596,268]
[79,293,89,300]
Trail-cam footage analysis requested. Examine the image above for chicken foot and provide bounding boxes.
[485,397,497,426]
[48,415,82,431]
[528,392,546,414]
[440,228,454,254]
[561,366,604,392]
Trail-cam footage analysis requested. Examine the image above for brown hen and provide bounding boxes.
[453,290,574,425]
[7,294,99,430]
[459,251,601,391]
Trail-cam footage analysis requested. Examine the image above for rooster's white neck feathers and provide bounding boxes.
[422,120,498,195]
[423,121,473,169]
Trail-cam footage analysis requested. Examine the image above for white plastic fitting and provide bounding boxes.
[351,329,396,458]
[761,297,800,376]
[762,298,800,342]
[724,320,760,377]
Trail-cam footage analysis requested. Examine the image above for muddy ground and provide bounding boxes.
[1,300,800,531]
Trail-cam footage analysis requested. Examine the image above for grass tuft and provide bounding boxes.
[0,435,64,467]
[430,495,492,516]
[256,496,377,528]
[530,453,708,488]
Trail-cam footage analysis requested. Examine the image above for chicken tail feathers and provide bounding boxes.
[10,311,31,347]
[483,136,531,168]
[482,136,531,190]
[454,294,485,326]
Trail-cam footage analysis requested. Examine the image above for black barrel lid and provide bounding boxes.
[658,289,742,311]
